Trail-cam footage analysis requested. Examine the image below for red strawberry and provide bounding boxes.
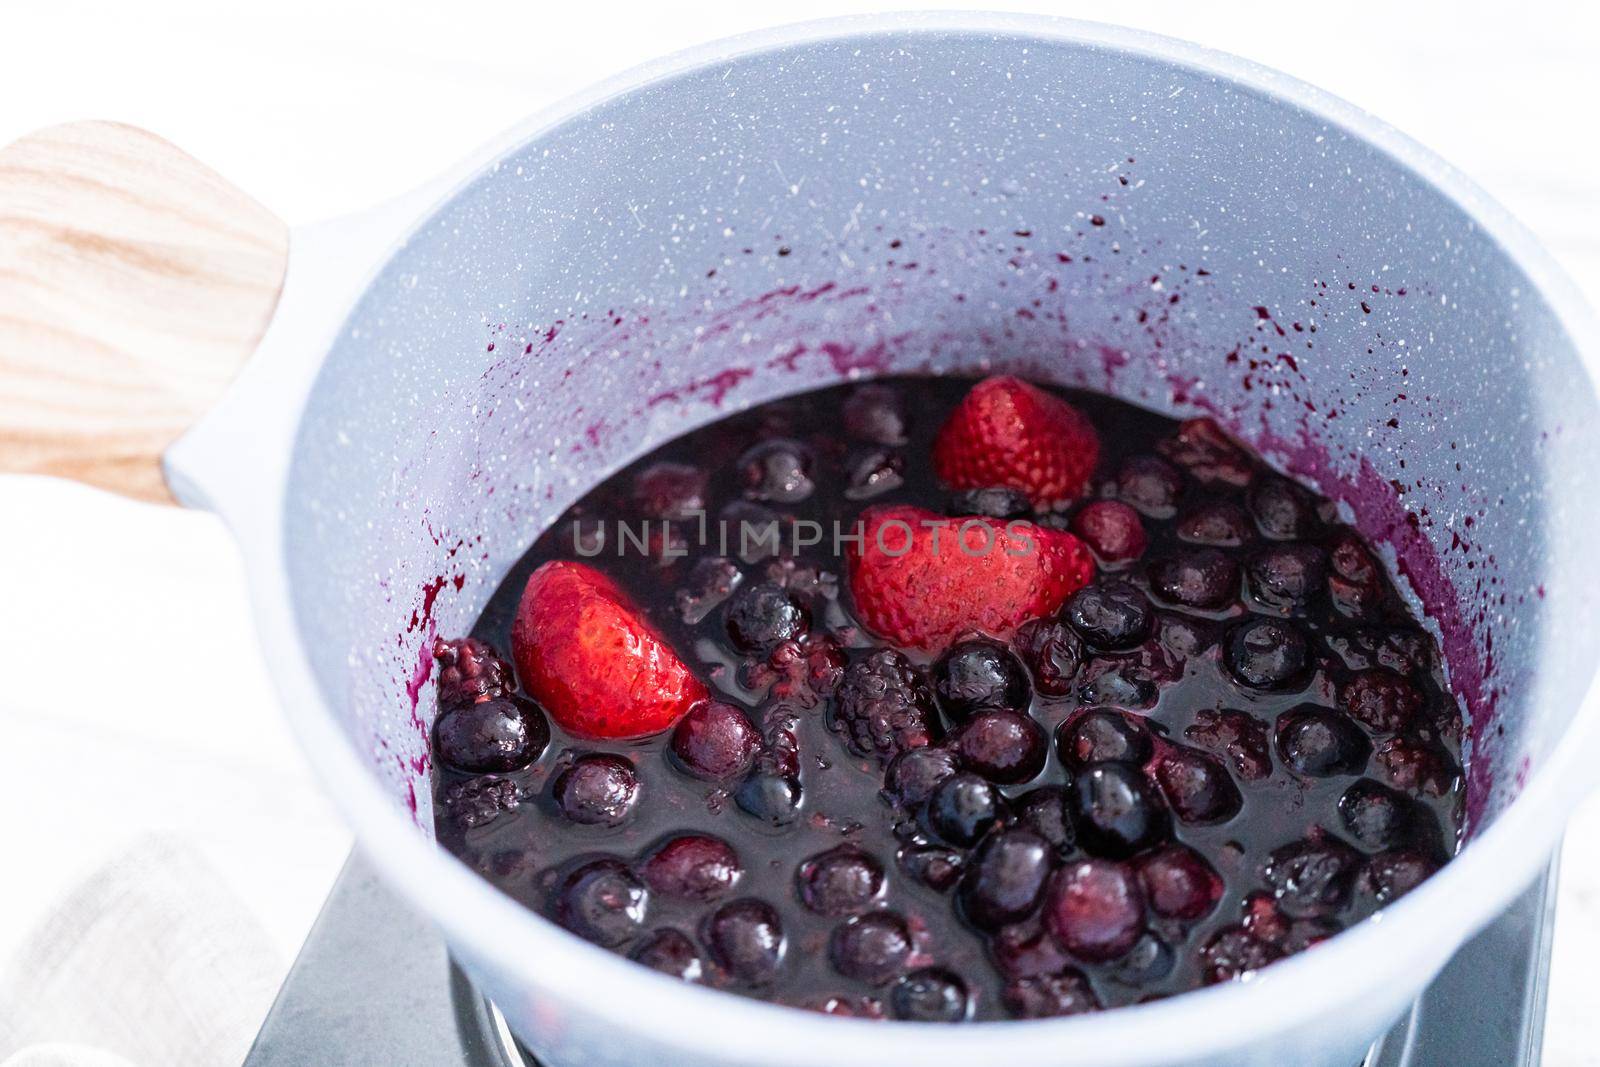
[511,561,707,739]
[932,376,1100,507]
[846,505,1093,652]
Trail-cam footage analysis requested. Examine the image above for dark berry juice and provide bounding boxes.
[429,375,1464,1022]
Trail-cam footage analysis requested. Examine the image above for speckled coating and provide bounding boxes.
[267,17,1599,1067]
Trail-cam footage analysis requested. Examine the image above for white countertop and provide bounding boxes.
[1,2,1596,1064]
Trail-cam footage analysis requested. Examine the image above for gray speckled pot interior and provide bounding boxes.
[284,28,1600,848]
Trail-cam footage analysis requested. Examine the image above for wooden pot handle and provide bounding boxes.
[0,121,288,504]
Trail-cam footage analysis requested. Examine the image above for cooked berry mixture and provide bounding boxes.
[431,375,1464,1022]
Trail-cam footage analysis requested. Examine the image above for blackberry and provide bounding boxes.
[829,649,940,763]
[1002,970,1100,1019]
[1185,709,1273,781]
[440,775,520,829]
[433,636,514,709]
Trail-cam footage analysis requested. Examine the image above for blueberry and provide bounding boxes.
[1112,933,1176,985]
[435,695,549,774]
[989,922,1072,982]
[844,448,905,500]
[1064,582,1154,651]
[632,461,708,520]
[948,486,1031,519]
[1248,476,1316,540]
[639,834,742,901]
[735,772,803,826]
[932,638,1030,719]
[898,845,966,892]
[1069,761,1170,858]
[1149,549,1241,610]
[829,912,912,984]
[891,968,971,1022]
[1246,544,1327,615]
[960,828,1053,929]
[630,928,704,982]
[720,500,786,563]
[925,772,1006,847]
[674,556,743,625]
[724,582,808,655]
[1011,786,1078,857]
[554,859,648,947]
[1276,708,1371,777]
[1158,418,1254,488]
[1150,746,1242,824]
[842,383,908,445]
[738,439,814,503]
[553,754,640,826]
[669,701,761,783]
[1262,839,1360,919]
[1357,849,1439,903]
[951,709,1048,784]
[563,516,607,557]
[1225,617,1310,689]
[1011,619,1084,697]
[481,847,539,884]
[1339,669,1423,733]
[1044,859,1146,961]
[1176,501,1254,547]
[1116,455,1183,518]
[1058,710,1153,767]
[797,846,885,916]
[883,746,961,809]
[1001,970,1101,1019]
[1070,500,1148,564]
[1338,779,1420,852]
[704,899,786,983]
[1075,662,1160,711]
[1137,844,1223,920]
[1157,611,1215,659]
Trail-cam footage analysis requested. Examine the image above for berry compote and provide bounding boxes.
[430,375,1464,1022]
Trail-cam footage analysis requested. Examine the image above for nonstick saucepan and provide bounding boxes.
[3,14,1598,1067]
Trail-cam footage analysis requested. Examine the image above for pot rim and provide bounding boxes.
[232,11,1600,1063]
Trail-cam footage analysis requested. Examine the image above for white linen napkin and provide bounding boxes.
[0,836,282,1067]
